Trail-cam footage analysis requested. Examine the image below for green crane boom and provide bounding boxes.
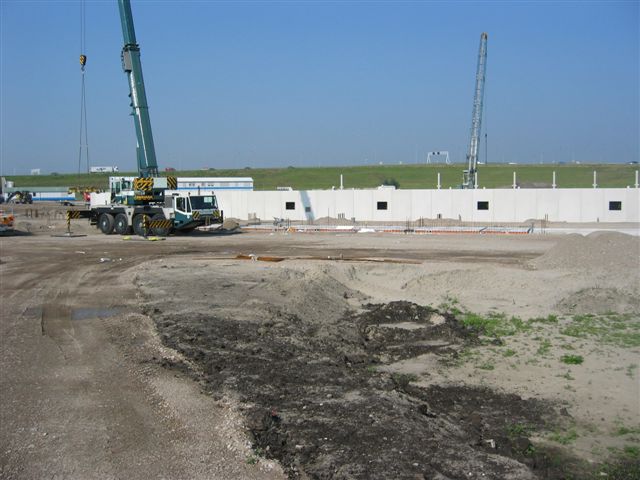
[118,0,158,178]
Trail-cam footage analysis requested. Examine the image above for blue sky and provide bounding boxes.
[1,1,638,174]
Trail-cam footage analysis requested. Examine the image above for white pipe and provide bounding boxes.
[593,171,597,188]
[437,172,441,190]
[635,170,638,188]
[513,171,517,189]
[552,171,556,189]
[340,174,343,190]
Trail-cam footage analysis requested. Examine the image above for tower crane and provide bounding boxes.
[462,32,488,189]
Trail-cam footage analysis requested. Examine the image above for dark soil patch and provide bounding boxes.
[151,301,599,479]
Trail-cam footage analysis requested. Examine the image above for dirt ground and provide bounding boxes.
[1,204,639,479]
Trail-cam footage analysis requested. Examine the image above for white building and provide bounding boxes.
[214,187,639,224]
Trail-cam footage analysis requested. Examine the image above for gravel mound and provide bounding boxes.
[222,219,240,231]
[532,232,639,271]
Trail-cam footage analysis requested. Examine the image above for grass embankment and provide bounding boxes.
[5,163,638,191]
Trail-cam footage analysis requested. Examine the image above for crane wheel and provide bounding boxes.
[151,213,171,237]
[114,213,131,235]
[98,213,115,235]
[133,214,151,237]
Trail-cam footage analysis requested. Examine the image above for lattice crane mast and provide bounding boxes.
[463,32,488,189]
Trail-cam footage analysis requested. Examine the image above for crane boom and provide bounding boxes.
[463,32,488,189]
[118,0,158,178]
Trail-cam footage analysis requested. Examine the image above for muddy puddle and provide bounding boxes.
[71,307,125,321]
[151,301,613,479]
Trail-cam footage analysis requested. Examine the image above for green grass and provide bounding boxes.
[560,314,640,348]
[549,429,579,445]
[5,163,638,191]
[623,445,640,458]
[537,339,552,356]
[476,361,495,370]
[561,354,584,365]
[615,425,640,436]
[530,314,559,324]
[459,312,530,338]
[506,423,533,437]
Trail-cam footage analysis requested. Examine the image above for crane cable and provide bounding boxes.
[77,0,90,174]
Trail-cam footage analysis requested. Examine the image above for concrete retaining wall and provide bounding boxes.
[215,188,640,223]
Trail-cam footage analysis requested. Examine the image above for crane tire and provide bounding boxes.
[133,214,151,237]
[98,213,115,235]
[114,213,131,235]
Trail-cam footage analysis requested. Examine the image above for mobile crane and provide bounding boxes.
[81,0,222,236]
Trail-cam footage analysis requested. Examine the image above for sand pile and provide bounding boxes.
[532,232,639,271]
[221,219,240,231]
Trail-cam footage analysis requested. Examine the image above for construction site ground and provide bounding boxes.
[1,204,639,479]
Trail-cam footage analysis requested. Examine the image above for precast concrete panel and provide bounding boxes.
[471,189,494,222]
[600,188,630,222]
[517,190,540,222]
[457,190,476,221]
[557,189,583,222]
[622,188,640,222]
[489,189,512,222]
[409,189,431,219]
[582,189,606,222]
[215,188,639,224]
[535,189,560,223]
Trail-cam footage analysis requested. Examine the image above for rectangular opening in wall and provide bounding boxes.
[304,206,311,213]
[609,201,622,211]
[377,201,388,210]
[477,201,489,210]
[285,202,295,210]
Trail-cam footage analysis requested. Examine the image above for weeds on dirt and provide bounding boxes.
[623,445,640,457]
[549,429,578,445]
[626,363,638,378]
[557,371,575,381]
[506,423,533,437]
[476,361,495,370]
[537,339,552,356]
[561,354,584,365]
[594,449,640,480]
[560,313,640,347]
[459,312,530,338]
[615,425,640,436]
[438,296,462,316]
[391,372,418,387]
[530,314,559,324]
